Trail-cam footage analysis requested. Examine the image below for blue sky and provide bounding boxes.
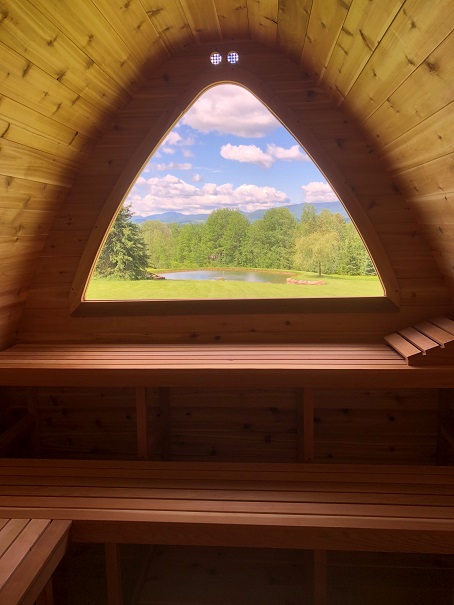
[126,84,338,217]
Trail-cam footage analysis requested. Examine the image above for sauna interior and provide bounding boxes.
[0,1,454,604]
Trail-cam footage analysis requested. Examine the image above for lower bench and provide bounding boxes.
[0,518,71,605]
[0,460,454,554]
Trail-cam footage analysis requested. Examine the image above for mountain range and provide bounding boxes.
[132,201,350,225]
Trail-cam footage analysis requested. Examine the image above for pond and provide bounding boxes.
[159,269,291,284]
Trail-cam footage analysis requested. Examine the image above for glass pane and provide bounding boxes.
[87,84,381,301]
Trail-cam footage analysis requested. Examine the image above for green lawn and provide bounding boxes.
[86,271,383,300]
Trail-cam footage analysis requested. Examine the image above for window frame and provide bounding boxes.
[70,73,400,318]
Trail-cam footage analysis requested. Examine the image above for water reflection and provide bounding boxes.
[159,269,290,284]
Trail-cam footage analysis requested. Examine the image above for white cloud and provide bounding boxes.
[160,130,194,154]
[127,174,289,216]
[163,131,182,146]
[153,162,192,171]
[220,144,274,168]
[220,142,308,168]
[182,84,280,138]
[301,181,338,203]
[267,144,309,162]
[192,173,203,182]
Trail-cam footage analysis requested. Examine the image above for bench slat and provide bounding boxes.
[3,485,454,506]
[398,327,439,354]
[384,333,421,359]
[2,459,454,475]
[1,507,452,533]
[0,519,71,605]
[0,461,453,554]
[0,519,50,589]
[431,316,454,335]
[415,321,454,346]
[0,519,29,558]
[1,494,453,521]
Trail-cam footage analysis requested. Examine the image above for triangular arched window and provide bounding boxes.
[86,84,382,301]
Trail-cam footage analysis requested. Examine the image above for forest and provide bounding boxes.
[95,204,375,280]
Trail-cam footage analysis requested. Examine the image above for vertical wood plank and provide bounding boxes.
[296,389,304,462]
[136,387,148,460]
[0,388,7,429]
[301,0,351,82]
[159,387,171,461]
[437,388,454,465]
[313,550,327,605]
[180,0,222,43]
[304,388,315,463]
[297,388,314,463]
[247,0,278,47]
[27,387,40,457]
[304,549,327,605]
[0,413,35,457]
[213,0,249,39]
[105,543,123,605]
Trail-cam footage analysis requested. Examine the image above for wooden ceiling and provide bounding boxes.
[0,0,453,348]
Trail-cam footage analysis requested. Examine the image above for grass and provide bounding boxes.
[86,270,383,300]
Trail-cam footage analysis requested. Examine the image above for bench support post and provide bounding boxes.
[304,549,327,605]
[35,579,54,605]
[105,543,123,605]
[437,389,454,465]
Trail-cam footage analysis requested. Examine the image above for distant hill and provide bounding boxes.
[132,201,350,225]
[244,201,350,222]
[132,211,210,225]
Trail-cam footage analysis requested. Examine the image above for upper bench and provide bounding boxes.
[0,342,454,388]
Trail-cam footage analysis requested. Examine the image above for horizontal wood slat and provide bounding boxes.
[0,341,454,387]
[415,321,454,346]
[386,316,454,365]
[0,460,453,554]
[383,333,422,360]
[398,327,439,353]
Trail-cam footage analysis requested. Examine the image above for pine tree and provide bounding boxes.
[94,206,149,279]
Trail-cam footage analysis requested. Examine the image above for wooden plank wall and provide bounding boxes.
[0,0,141,349]
[18,41,451,345]
[4,385,440,465]
[338,2,454,297]
[315,389,438,465]
[0,1,453,349]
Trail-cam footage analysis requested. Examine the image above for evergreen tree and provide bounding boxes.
[95,205,149,279]
[338,223,376,276]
